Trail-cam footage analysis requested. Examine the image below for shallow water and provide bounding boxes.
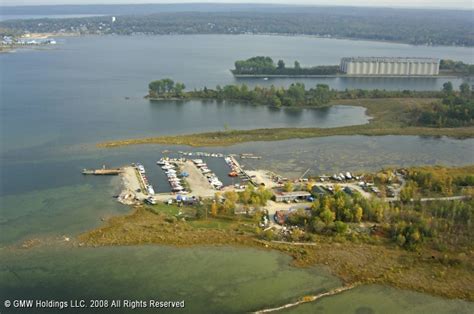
[0,245,341,313]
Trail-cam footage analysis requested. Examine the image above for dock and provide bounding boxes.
[229,156,257,186]
[82,167,122,175]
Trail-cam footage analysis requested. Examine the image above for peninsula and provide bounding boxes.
[79,163,474,303]
[99,80,473,148]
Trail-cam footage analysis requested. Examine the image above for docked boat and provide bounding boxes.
[228,171,238,177]
[147,185,155,195]
[137,164,146,174]
[156,159,168,165]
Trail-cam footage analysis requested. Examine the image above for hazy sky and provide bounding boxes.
[1,0,472,9]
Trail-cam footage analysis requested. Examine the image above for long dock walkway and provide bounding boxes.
[229,155,257,186]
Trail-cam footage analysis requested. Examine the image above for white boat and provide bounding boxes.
[147,185,155,195]
[156,159,168,165]
[201,169,212,174]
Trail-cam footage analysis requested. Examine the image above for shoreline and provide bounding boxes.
[98,98,474,148]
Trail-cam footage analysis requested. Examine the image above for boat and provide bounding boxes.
[137,164,146,173]
[156,159,168,165]
[147,185,155,195]
[228,171,238,177]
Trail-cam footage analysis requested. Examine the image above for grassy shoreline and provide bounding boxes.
[78,205,474,301]
[98,98,474,148]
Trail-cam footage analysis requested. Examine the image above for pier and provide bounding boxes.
[82,167,122,175]
[228,155,257,186]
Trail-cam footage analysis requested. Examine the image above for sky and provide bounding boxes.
[1,0,472,9]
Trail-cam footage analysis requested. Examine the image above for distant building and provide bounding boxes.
[340,57,439,76]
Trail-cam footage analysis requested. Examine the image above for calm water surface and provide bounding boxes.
[1,35,473,312]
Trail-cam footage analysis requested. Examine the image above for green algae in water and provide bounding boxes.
[0,245,341,313]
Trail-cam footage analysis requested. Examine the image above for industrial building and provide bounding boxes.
[340,57,439,76]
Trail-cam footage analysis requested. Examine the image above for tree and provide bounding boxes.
[320,208,335,225]
[277,59,285,69]
[294,60,301,70]
[210,201,218,217]
[460,82,471,98]
[442,81,453,94]
[174,82,186,97]
[354,205,363,223]
[283,181,294,192]
[334,221,348,234]
[224,190,239,204]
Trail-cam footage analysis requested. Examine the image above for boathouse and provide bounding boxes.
[274,191,311,202]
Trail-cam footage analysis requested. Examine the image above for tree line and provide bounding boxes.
[440,59,474,76]
[411,82,473,127]
[2,7,473,46]
[148,78,443,107]
[232,56,340,76]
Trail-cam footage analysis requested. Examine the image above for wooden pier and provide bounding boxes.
[82,167,123,175]
[229,156,257,186]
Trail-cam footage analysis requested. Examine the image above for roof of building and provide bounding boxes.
[341,57,439,63]
[275,191,311,197]
[311,185,326,194]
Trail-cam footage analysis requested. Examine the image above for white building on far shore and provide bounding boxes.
[340,57,440,76]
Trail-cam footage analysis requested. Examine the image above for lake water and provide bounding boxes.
[1,34,473,312]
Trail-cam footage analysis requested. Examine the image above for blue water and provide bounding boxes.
[0,34,473,312]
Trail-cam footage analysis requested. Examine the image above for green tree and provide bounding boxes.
[320,208,335,225]
[460,82,471,98]
[442,81,453,95]
[354,205,363,223]
[277,59,285,69]
[283,181,294,192]
[334,221,348,234]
